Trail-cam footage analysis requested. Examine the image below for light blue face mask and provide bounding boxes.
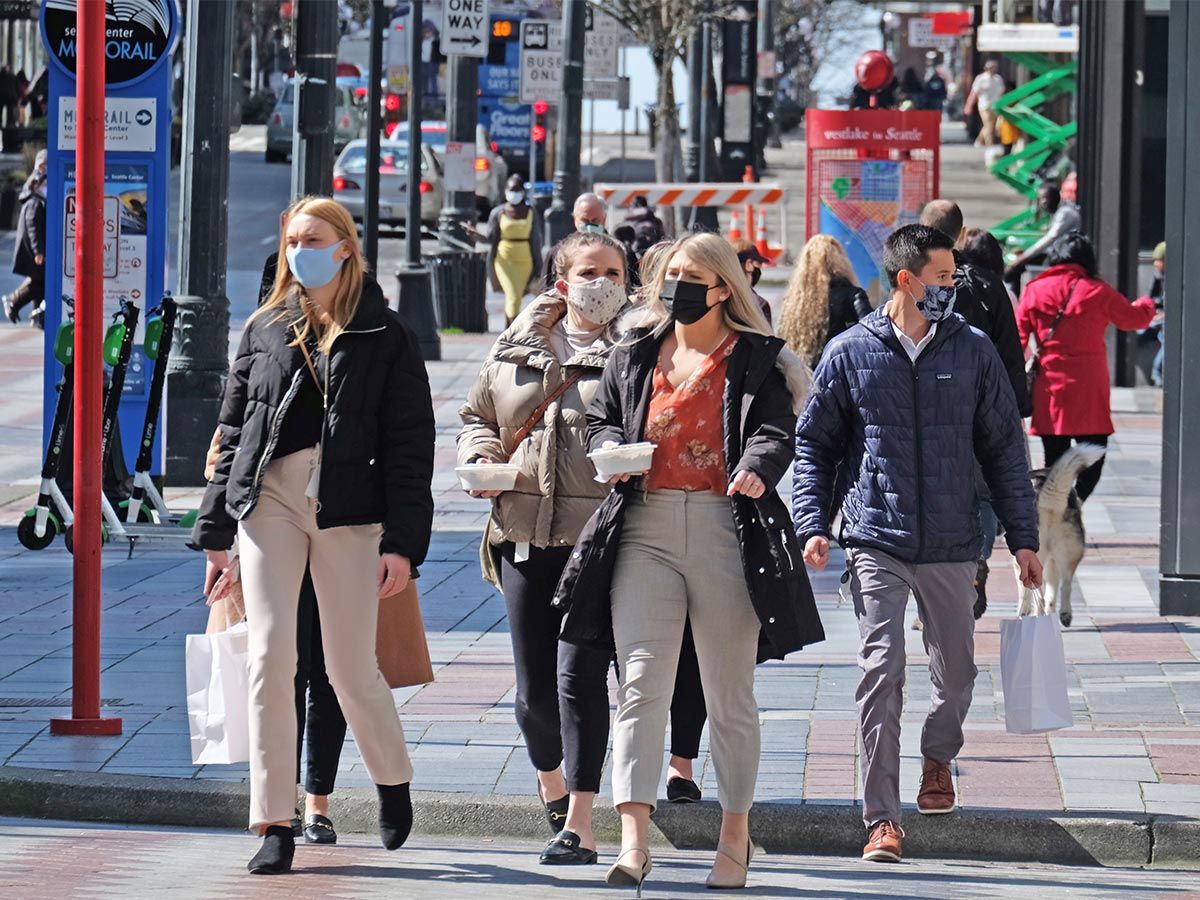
[909,275,957,322]
[286,240,345,290]
[578,223,605,235]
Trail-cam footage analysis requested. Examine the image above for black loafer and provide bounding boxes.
[666,776,702,803]
[543,793,569,834]
[289,808,303,838]
[304,813,337,844]
[540,830,599,865]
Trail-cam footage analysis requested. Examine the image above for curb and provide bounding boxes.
[2,765,1194,868]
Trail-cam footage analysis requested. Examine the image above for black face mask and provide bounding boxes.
[660,278,718,325]
[749,266,762,288]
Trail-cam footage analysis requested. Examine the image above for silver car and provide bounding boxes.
[333,139,444,228]
[266,82,365,163]
[389,121,508,217]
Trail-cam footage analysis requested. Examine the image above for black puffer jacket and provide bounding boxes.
[193,277,435,563]
[953,253,1031,417]
[826,276,872,352]
[793,308,1037,564]
[12,176,45,280]
[555,328,825,661]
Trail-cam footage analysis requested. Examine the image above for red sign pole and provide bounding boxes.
[51,0,121,737]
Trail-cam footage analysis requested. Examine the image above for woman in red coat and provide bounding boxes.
[1017,232,1155,500]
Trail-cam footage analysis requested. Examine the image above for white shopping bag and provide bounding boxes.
[186,621,251,764]
[1000,609,1073,734]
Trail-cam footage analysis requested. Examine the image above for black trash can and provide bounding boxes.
[424,250,488,333]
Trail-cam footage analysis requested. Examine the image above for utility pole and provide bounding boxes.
[758,0,782,151]
[291,0,339,199]
[364,0,386,270]
[545,0,586,247]
[395,0,440,360]
[166,0,235,484]
[438,54,480,249]
[685,23,702,184]
[691,18,719,231]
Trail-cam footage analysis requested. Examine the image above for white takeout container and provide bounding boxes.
[455,463,520,492]
[587,443,657,481]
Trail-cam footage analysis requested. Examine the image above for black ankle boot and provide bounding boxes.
[248,825,295,875]
[377,782,413,850]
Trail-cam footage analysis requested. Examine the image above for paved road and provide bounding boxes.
[0,818,1194,899]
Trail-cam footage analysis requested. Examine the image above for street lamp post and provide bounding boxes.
[166,0,235,485]
[395,0,440,360]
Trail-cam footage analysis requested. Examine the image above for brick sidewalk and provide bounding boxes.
[1,330,1197,820]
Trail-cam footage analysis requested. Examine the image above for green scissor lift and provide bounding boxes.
[988,52,1078,251]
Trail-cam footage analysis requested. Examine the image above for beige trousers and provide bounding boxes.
[609,490,762,813]
[239,448,413,830]
[977,107,998,146]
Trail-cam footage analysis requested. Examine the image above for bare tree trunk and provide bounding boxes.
[654,57,681,234]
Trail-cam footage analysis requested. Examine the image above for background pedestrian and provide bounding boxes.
[778,233,871,368]
[1017,231,1156,500]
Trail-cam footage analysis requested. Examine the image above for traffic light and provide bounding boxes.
[532,100,548,143]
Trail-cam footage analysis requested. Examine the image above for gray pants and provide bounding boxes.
[610,490,761,813]
[847,548,977,826]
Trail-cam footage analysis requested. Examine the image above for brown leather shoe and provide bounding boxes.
[917,757,956,814]
[862,821,904,863]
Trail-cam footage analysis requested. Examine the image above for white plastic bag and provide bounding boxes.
[186,621,251,764]
[1000,606,1073,734]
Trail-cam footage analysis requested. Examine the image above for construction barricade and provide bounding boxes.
[593,182,789,264]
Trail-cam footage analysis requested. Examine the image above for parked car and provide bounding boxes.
[265,81,365,163]
[333,139,444,229]
[388,121,507,217]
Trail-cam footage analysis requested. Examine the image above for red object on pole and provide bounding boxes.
[51,0,122,737]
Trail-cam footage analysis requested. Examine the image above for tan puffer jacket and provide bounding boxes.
[457,292,615,550]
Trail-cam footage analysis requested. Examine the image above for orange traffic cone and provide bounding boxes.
[728,210,743,242]
[755,209,770,259]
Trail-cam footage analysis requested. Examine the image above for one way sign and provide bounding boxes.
[442,0,489,59]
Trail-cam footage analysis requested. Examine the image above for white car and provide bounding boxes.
[388,121,508,217]
[333,139,443,228]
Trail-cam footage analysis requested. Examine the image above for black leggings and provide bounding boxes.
[1041,434,1109,502]
[294,566,347,796]
[501,542,708,794]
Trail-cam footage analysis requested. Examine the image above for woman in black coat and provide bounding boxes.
[194,197,434,875]
[5,154,47,327]
[555,233,823,893]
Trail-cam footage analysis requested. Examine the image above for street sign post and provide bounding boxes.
[442,0,489,59]
[584,6,619,79]
[519,19,562,105]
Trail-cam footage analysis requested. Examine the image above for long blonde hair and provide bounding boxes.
[778,234,858,363]
[632,232,773,336]
[252,196,368,354]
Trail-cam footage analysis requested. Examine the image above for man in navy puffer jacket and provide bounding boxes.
[793,225,1042,864]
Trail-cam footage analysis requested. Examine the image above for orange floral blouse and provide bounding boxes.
[643,334,739,494]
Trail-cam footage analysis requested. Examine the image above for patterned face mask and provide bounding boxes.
[565,276,627,325]
[908,275,957,322]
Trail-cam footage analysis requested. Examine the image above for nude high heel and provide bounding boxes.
[705,839,754,890]
[606,847,652,898]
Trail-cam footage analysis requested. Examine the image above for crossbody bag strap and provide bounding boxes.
[504,369,585,459]
[1034,278,1081,352]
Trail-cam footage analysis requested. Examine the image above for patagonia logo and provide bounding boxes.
[936,373,953,380]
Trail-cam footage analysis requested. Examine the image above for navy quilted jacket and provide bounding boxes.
[793,308,1037,564]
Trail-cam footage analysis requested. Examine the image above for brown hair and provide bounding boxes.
[551,230,629,287]
[253,196,367,354]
